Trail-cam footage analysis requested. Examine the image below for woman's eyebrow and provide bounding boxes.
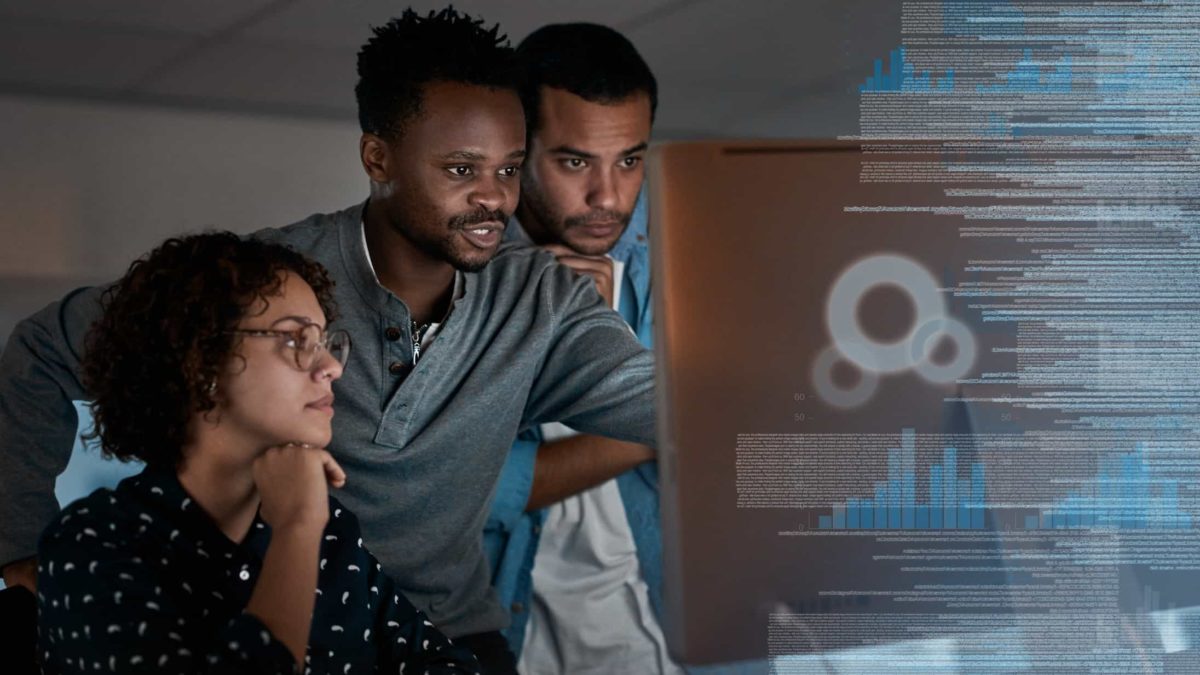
[269,315,324,329]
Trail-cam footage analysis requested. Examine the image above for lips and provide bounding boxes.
[578,222,618,239]
[459,221,505,249]
[306,394,335,415]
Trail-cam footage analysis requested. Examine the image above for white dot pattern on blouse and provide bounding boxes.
[37,468,480,674]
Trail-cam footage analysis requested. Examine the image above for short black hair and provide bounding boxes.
[515,23,657,133]
[356,7,516,139]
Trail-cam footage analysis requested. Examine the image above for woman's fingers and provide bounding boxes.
[320,451,347,488]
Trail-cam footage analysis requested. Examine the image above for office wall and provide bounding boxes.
[0,94,364,346]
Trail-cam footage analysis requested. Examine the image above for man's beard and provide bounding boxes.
[522,183,632,256]
[562,209,633,254]
[396,207,510,273]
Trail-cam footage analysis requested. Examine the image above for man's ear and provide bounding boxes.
[360,134,392,183]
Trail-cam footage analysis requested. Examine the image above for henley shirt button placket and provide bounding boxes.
[511,602,524,614]
[389,361,408,375]
[384,326,402,341]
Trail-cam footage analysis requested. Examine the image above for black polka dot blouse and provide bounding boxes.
[36,468,480,675]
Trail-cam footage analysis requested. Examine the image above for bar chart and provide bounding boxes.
[818,428,986,530]
[859,47,954,93]
[1022,444,1191,530]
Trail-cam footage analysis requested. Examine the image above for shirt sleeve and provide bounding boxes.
[522,266,656,447]
[0,286,105,568]
[486,431,541,533]
[37,514,297,675]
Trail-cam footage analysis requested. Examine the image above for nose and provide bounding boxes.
[313,348,345,382]
[469,174,510,215]
[586,168,619,212]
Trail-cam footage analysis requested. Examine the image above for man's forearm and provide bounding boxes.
[525,433,655,512]
[2,556,37,592]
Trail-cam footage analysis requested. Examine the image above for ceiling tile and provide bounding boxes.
[0,0,899,135]
[629,0,899,92]
[241,0,687,50]
[0,19,189,91]
[0,0,278,35]
[141,38,356,118]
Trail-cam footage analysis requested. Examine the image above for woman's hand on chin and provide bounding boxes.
[253,443,347,533]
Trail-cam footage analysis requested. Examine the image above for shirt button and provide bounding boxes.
[511,602,524,614]
[238,570,250,581]
[385,326,402,341]
[389,361,408,375]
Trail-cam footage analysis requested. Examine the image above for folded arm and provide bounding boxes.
[0,286,105,586]
[525,434,654,511]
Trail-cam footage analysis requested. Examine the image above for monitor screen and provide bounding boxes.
[650,141,1200,669]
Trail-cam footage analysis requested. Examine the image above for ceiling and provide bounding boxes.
[0,0,901,138]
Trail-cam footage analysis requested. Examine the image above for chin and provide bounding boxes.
[565,236,617,257]
[449,251,494,273]
[291,424,332,449]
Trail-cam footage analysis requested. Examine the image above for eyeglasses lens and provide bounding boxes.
[294,324,322,370]
[327,330,350,367]
[293,325,350,370]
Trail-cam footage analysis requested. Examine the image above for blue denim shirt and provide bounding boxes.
[483,192,656,655]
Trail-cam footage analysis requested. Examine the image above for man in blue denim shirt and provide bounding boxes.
[482,25,769,675]
[481,23,674,674]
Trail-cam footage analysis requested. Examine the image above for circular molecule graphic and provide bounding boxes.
[826,254,945,374]
[910,316,977,384]
[814,253,977,409]
[811,344,880,409]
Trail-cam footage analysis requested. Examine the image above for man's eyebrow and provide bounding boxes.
[548,142,648,158]
[621,142,649,156]
[270,315,324,329]
[547,145,598,160]
[439,149,527,162]
[440,150,486,161]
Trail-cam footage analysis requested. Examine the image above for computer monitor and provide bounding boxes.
[649,140,1197,668]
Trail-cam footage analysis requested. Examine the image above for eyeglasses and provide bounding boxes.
[228,324,351,371]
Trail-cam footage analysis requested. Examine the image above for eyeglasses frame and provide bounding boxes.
[226,323,351,371]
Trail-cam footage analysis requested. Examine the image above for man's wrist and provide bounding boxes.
[2,556,38,591]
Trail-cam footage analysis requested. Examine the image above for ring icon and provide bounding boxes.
[910,316,977,384]
[811,344,880,409]
[814,253,975,408]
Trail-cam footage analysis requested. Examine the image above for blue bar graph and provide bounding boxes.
[944,447,957,529]
[1024,444,1191,531]
[860,47,955,93]
[819,428,986,531]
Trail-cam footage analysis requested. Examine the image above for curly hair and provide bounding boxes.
[355,6,516,140]
[82,232,338,469]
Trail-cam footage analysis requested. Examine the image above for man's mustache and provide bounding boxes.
[450,209,510,229]
[564,209,631,229]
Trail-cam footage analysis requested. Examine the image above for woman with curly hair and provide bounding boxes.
[36,233,478,675]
